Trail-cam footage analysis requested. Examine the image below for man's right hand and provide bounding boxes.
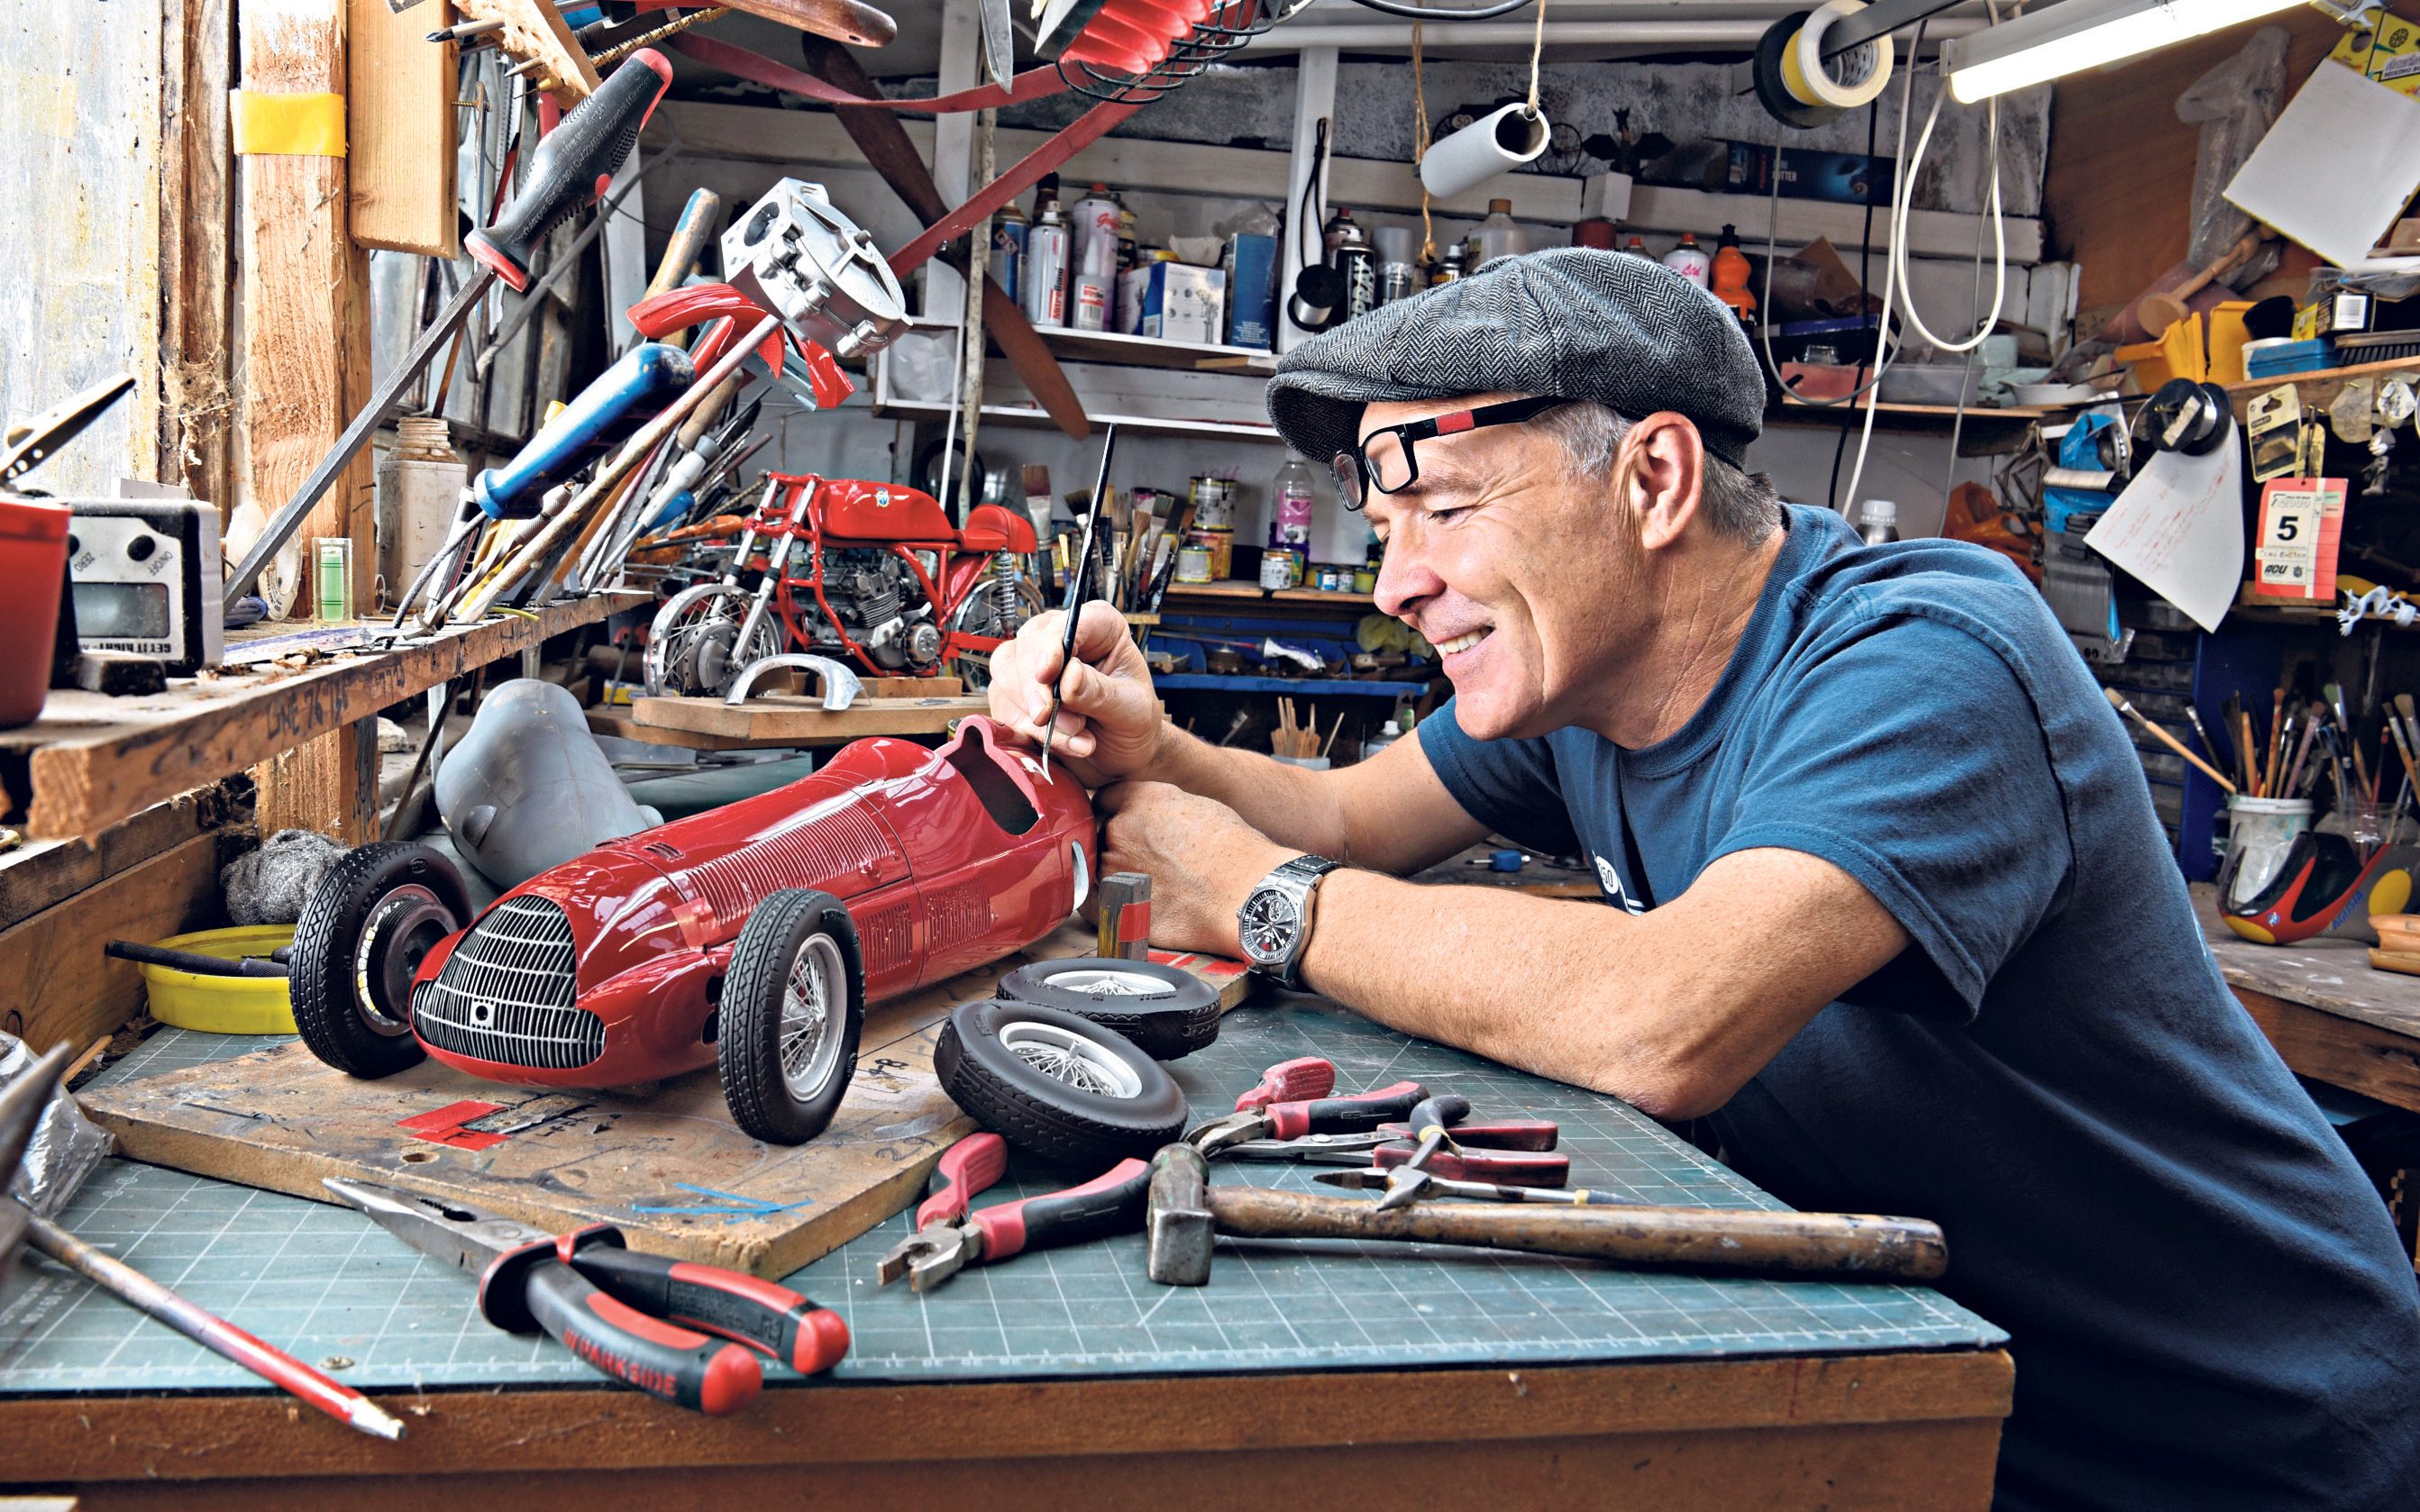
[989,600,1168,787]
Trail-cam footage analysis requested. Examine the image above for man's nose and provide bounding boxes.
[1374,538,1442,620]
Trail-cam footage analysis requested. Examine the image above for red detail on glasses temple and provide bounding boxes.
[1434,411,1476,435]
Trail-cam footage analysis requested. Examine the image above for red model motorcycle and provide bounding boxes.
[644,471,1043,697]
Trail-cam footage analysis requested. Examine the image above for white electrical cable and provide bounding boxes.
[1838,23,1929,517]
[1886,85,2006,354]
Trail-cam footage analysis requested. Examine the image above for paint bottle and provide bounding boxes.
[1069,185,1120,333]
[1024,198,1071,330]
[990,202,1027,316]
[1662,232,1712,289]
[1621,234,1650,258]
[1328,209,1377,323]
[1271,453,1318,548]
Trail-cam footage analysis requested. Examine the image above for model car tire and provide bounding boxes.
[934,1000,1189,1165]
[717,888,865,1145]
[289,841,471,1079]
[993,959,1222,1061]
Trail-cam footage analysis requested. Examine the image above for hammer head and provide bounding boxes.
[1145,1142,1214,1287]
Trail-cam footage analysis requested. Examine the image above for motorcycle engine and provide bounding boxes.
[814,548,940,669]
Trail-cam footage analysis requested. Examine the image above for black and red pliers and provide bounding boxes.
[325,1178,847,1416]
[876,1132,1155,1292]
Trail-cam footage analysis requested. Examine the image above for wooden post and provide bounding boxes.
[161,0,236,508]
[348,0,458,257]
[238,0,379,840]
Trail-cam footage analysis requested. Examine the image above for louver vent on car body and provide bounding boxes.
[412,895,604,1070]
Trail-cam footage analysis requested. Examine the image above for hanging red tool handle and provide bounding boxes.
[566,1239,850,1377]
[479,1226,763,1416]
[1265,1080,1430,1141]
[918,1133,1011,1228]
[968,1158,1153,1262]
[470,50,675,292]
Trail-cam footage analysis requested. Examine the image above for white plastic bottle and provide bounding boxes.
[1858,497,1900,545]
[1470,199,1526,269]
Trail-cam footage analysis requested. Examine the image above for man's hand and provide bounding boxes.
[989,601,1168,788]
[1096,782,1290,958]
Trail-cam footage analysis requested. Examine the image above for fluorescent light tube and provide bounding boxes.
[1945,0,2308,104]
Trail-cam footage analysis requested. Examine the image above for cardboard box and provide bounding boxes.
[1128,262,1227,345]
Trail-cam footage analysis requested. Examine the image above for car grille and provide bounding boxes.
[411,896,604,1070]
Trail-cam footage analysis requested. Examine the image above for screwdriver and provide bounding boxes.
[1041,424,1118,779]
[224,50,676,605]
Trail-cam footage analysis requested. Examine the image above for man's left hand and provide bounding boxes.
[1095,782,1290,958]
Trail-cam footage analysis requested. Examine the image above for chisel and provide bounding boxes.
[224,50,676,605]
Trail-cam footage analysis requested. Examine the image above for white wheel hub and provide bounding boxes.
[778,933,848,1100]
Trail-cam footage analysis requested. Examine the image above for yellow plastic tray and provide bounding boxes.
[134,925,297,1034]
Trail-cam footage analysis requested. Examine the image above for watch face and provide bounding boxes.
[1238,888,1301,963]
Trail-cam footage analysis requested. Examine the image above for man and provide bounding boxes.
[988,249,2420,1509]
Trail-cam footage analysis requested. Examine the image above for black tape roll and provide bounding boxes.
[1753,12,1843,131]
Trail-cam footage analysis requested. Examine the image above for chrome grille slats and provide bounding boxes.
[412,896,604,1070]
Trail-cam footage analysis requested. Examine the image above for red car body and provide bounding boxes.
[405,717,1096,1088]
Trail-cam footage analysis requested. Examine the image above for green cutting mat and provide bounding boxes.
[0,1001,2002,1395]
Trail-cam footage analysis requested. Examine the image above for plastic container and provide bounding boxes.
[133,925,299,1034]
[0,497,70,727]
[1877,363,1977,407]
[1470,200,1526,269]
[2221,796,2315,910]
[1858,498,1900,545]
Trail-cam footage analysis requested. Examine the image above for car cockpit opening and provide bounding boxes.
[945,726,1040,836]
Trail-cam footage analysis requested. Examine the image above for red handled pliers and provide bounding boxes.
[876,1133,1153,1292]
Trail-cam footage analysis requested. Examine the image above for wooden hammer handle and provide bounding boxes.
[1206,1187,1948,1281]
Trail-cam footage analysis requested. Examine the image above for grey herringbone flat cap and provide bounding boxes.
[1265,247,1763,469]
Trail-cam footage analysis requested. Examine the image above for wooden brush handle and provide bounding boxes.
[1206,1186,1948,1281]
[2108,689,2239,795]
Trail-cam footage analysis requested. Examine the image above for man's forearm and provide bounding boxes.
[1141,726,1356,859]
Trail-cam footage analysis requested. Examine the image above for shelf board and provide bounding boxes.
[1155,673,1430,697]
[872,399,1282,442]
[1160,583,1377,606]
[1045,327,1277,377]
[2224,354,2420,417]
[1769,397,2047,427]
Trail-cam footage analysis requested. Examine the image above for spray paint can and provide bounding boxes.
[1328,209,1377,323]
[991,203,1027,314]
[1661,232,1712,289]
[1024,198,1070,329]
[1069,185,1120,333]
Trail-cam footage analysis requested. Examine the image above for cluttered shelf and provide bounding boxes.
[872,398,1282,442]
[1769,396,2050,428]
[1155,673,1429,697]
[0,593,645,842]
[2222,353,2420,414]
[1160,582,1377,606]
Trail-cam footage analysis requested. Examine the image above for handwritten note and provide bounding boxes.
[2086,443,2244,633]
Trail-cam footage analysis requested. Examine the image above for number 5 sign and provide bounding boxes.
[2253,478,2347,601]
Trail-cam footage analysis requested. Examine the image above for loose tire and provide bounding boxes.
[935,1000,1188,1165]
[289,842,470,1079]
[993,958,1221,1061]
[718,889,864,1145]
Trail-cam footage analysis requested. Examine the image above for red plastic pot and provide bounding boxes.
[0,497,71,727]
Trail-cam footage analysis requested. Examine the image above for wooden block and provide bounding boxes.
[347,0,457,256]
[1098,871,1151,960]
[0,782,244,933]
[0,833,226,1052]
[161,0,237,508]
[2374,947,2420,977]
[238,0,375,617]
[628,693,990,746]
[80,922,1256,1276]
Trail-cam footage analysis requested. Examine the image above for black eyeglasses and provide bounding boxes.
[1330,396,1566,512]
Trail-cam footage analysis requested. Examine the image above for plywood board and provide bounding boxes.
[627,692,991,746]
[0,833,227,1053]
[347,0,457,257]
[79,923,1254,1277]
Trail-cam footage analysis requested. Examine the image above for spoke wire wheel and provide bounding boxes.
[948,574,1045,691]
[1000,1019,1146,1098]
[1042,967,1175,999]
[778,933,848,1102]
[647,587,780,697]
[933,1000,1188,1164]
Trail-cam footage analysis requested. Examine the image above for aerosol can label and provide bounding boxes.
[1024,220,1069,329]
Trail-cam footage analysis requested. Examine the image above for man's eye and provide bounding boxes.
[1430,505,1472,524]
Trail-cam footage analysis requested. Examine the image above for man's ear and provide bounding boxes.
[1622,413,1708,551]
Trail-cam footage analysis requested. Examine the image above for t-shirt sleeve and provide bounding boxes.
[1418,697,1584,857]
[1706,613,2073,1019]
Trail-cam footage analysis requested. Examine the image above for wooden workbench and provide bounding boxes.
[1,996,2012,1509]
[0,594,644,842]
[2195,883,2420,1115]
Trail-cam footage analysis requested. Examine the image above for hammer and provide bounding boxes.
[1144,1143,1948,1288]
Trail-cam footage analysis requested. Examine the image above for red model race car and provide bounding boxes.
[288,717,1099,1143]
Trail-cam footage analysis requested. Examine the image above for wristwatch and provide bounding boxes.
[1237,854,1343,990]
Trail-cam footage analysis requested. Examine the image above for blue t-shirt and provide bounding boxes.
[1421,504,2420,1511]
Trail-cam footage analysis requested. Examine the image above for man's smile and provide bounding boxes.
[1430,627,1492,657]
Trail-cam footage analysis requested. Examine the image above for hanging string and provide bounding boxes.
[1524,0,1547,116]
[1412,19,1434,263]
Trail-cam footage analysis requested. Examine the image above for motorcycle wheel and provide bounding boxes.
[646,583,783,698]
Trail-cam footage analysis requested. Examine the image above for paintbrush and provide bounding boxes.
[2326,683,2371,797]
[2106,688,2237,794]
[1041,424,1118,779]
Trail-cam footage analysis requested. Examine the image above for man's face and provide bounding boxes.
[1359,393,1647,742]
